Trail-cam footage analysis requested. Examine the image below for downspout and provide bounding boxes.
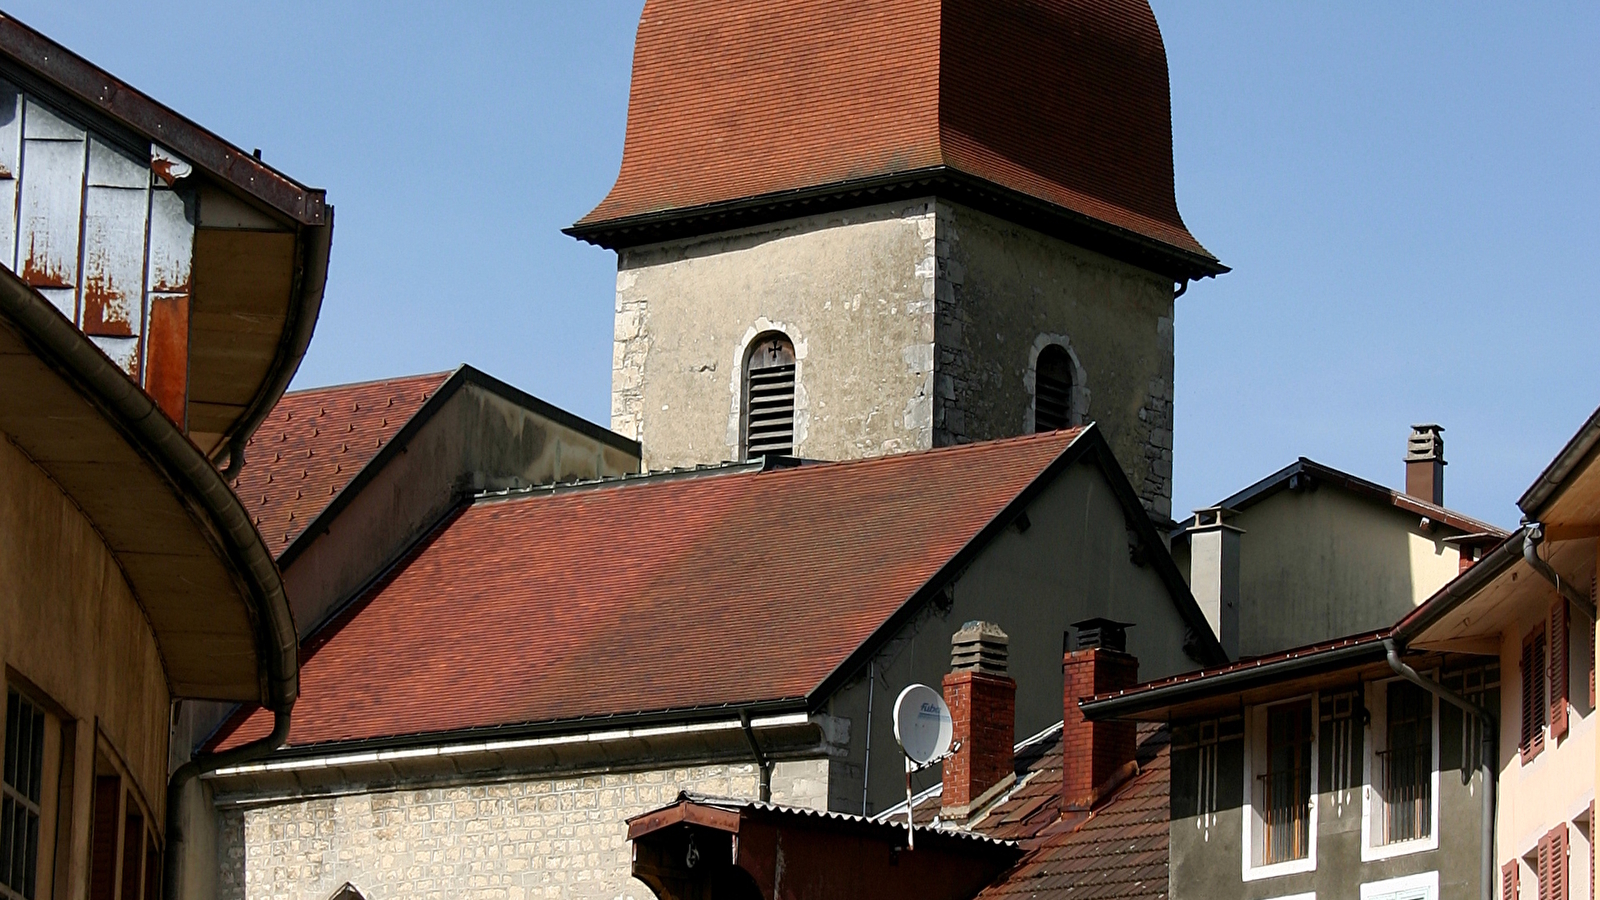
[1523,523,1598,622]
[738,711,772,803]
[163,705,293,900]
[1383,639,1495,900]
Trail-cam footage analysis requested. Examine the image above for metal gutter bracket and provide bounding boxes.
[1524,523,1598,622]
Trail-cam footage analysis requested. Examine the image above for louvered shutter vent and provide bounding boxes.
[1550,600,1568,740]
[1504,859,1520,900]
[1537,833,1551,900]
[743,336,796,458]
[1548,826,1568,900]
[1034,345,1072,432]
[1521,631,1547,762]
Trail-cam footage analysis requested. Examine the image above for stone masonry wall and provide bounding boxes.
[935,201,1177,518]
[612,201,937,469]
[217,760,828,900]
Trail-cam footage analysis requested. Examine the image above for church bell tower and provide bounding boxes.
[568,0,1226,519]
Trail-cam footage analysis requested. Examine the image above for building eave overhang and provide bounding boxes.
[1174,457,1507,541]
[566,166,1228,283]
[0,12,335,462]
[1080,633,1392,722]
[0,265,297,710]
[1518,404,1600,520]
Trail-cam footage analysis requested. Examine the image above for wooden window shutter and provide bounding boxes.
[1550,600,1569,740]
[1536,832,1551,900]
[1547,825,1568,900]
[1521,629,1547,762]
[1504,859,1520,900]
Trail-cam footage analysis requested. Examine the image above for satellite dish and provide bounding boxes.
[893,684,953,766]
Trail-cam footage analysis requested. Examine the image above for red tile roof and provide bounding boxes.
[575,0,1215,268]
[907,722,1171,899]
[215,429,1087,751]
[974,723,1170,899]
[236,371,451,555]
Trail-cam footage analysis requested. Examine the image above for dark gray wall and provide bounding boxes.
[1168,674,1495,900]
[818,456,1206,815]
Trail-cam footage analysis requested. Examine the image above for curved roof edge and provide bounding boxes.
[0,266,298,711]
[214,209,333,469]
[567,167,1227,282]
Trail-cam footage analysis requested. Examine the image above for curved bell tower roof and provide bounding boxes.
[570,0,1224,280]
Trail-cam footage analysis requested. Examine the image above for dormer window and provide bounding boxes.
[742,333,796,459]
[1033,344,1072,432]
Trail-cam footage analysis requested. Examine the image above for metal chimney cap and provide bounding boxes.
[1071,618,1134,653]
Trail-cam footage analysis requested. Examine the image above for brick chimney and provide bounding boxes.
[941,621,1016,821]
[1062,619,1138,812]
[1405,424,1445,506]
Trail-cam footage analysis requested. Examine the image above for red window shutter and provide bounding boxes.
[1548,825,1568,900]
[1536,832,1551,900]
[1550,601,1568,740]
[1521,630,1547,762]
[1504,859,1520,900]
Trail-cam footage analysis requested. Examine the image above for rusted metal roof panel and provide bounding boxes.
[0,13,325,225]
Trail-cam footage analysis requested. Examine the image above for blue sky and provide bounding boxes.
[13,2,1596,528]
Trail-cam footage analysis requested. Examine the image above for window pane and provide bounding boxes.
[1381,681,1432,844]
[1034,346,1072,432]
[1,689,47,900]
[1261,700,1312,863]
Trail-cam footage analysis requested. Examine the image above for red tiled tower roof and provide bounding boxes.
[570,0,1222,278]
[236,371,451,555]
[215,429,1089,751]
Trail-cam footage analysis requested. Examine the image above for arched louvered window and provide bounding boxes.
[743,333,796,459]
[1034,344,1073,432]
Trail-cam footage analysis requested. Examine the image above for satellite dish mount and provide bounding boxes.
[891,684,960,848]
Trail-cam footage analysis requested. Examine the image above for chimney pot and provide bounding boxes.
[1072,617,1132,654]
[941,622,1016,820]
[1404,424,1446,506]
[951,620,1010,675]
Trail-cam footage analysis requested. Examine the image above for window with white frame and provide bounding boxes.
[1244,696,1318,878]
[1360,870,1438,900]
[1362,676,1440,860]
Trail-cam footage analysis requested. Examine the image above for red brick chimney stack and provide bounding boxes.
[1062,619,1139,812]
[941,621,1016,821]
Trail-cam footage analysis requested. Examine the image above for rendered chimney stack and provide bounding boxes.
[1062,618,1138,812]
[1405,424,1446,506]
[941,621,1016,821]
[1185,507,1241,660]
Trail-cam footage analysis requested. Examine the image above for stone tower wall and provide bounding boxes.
[611,199,1177,516]
[934,202,1176,517]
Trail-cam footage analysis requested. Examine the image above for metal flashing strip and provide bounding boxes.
[208,712,812,777]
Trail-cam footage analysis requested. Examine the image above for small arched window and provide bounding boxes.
[742,333,796,459]
[1033,344,1073,432]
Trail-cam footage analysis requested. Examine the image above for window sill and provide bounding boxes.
[1360,832,1439,863]
[1243,855,1317,882]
